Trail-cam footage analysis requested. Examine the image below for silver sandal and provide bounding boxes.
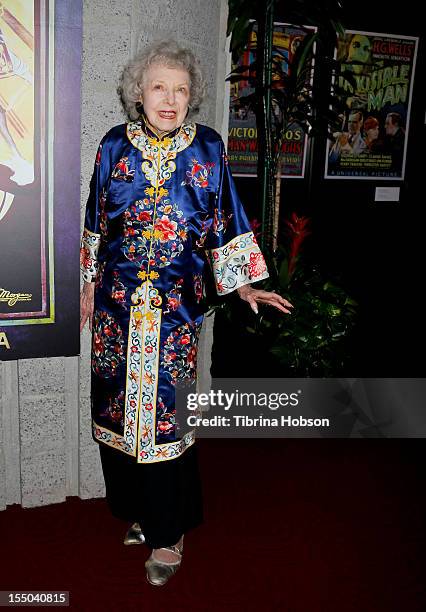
[123,522,145,545]
[145,537,184,586]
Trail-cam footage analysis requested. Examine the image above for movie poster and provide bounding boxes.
[325,30,418,180]
[0,0,81,360]
[228,23,315,178]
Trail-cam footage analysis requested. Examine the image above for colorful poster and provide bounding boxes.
[325,30,418,180]
[0,0,81,360]
[228,23,314,178]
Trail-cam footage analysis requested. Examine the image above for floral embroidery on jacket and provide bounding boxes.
[80,246,94,275]
[196,214,212,248]
[95,143,102,166]
[80,228,100,282]
[92,310,125,378]
[111,270,127,306]
[99,188,108,237]
[127,121,196,189]
[193,274,203,303]
[181,159,215,189]
[123,193,187,269]
[156,396,176,438]
[164,278,184,314]
[207,232,269,295]
[162,321,202,385]
[248,251,268,278]
[111,157,135,182]
[100,390,125,426]
[95,261,106,290]
[212,208,233,235]
[195,209,232,249]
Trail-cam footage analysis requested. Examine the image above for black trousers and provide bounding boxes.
[98,442,203,549]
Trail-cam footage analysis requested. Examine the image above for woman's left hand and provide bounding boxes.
[237,284,293,315]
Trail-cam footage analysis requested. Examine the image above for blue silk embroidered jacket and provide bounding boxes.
[80,120,269,463]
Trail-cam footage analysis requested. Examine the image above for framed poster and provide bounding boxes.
[228,22,315,178]
[0,0,81,360]
[325,30,418,180]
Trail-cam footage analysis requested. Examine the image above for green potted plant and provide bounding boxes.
[254,213,357,375]
[210,212,357,377]
[210,0,357,377]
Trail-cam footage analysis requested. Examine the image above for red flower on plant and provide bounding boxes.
[285,212,311,278]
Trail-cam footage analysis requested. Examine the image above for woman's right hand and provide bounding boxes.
[80,281,95,332]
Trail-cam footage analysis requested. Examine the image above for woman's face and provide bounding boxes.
[367,126,379,141]
[141,64,191,134]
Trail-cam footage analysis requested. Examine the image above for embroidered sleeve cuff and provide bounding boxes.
[80,228,101,282]
[206,231,269,296]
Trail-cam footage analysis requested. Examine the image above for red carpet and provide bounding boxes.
[1,440,425,611]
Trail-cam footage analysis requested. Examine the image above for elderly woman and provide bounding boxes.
[80,40,292,586]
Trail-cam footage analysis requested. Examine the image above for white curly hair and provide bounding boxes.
[118,39,206,121]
